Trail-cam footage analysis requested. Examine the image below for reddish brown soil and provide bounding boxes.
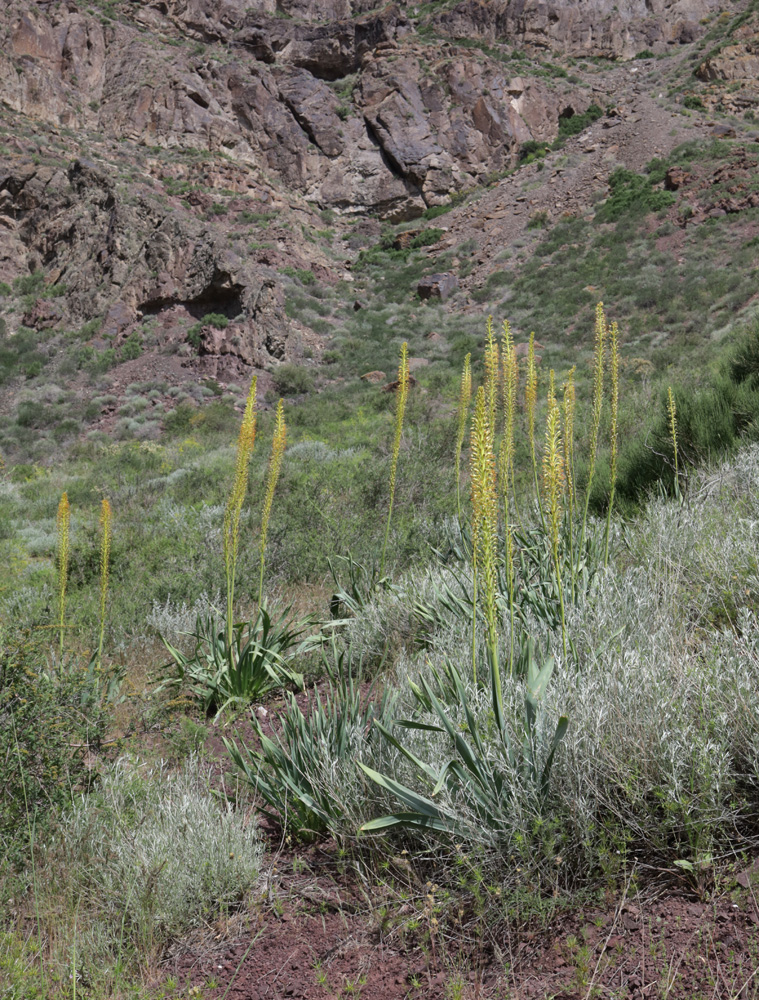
[164,833,759,1000]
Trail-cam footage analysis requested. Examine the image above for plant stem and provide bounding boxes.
[97,498,112,670]
[604,322,620,566]
[381,342,410,579]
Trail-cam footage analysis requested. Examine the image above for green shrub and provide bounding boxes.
[120,331,142,361]
[0,281,11,297]
[729,320,759,389]
[16,401,56,428]
[280,266,316,285]
[13,271,46,297]
[595,168,675,222]
[527,210,549,230]
[200,312,229,329]
[409,227,444,249]
[76,316,103,340]
[272,362,314,396]
[163,401,196,435]
[422,203,454,220]
[187,312,228,349]
[556,103,603,142]
[615,371,759,507]
[684,95,706,110]
[519,140,549,163]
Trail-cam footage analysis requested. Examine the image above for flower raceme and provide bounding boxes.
[483,316,500,436]
[470,385,499,678]
[56,491,70,655]
[223,375,257,641]
[500,321,519,505]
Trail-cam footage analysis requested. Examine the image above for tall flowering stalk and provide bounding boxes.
[500,322,519,504]
[258,399,286,605]
[525,332,543,520]
[454,353,472,524]
[224,376,257,645]
[381,342,410,580]
[667,386,680,499]
[56,492,70,657]
[483,316,500,436]
[562,367,576,596]
[542,374,567,657]
[470,386,499,683]
[578,304,606,572]
[604,322,620,565]
[500,322,519,673]
[97,498,112,669]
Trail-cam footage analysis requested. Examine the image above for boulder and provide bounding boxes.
[21,299,63,330]
[664,166,691,191]
[417,273,459,301]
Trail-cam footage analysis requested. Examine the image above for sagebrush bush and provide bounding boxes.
[271,363,314,396]
[46,756,262,963]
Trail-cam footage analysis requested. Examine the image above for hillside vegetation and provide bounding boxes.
[2,0,759,996]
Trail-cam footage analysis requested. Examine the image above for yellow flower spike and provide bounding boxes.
[381,342,410,579]
[667,385,679,498]
[525,331,543,515]
[483,316,500,436]
[223,375,257,643]
[561,366,577,598]
[499,326,518,676]
[604,322,620,564]
[455,353,472,524]
[470,386,499,683]
[56,492,70,657]
[542,375,564,548]
[259,398,287,605]
[97,498,112,669]
[541,379,567,657]
[562,366,576,506]
[500,321,519,505]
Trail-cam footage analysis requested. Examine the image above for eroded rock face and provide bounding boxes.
[0,158,292,365]
[0,0,729,382]
[0,1,583,220]
[432,0,719,59]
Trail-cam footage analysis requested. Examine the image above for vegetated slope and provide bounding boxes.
[4,5,759,1000]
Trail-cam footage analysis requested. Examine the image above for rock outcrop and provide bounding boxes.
[432,0,719,60]
[0,1,586,220]
[0,157,292,367]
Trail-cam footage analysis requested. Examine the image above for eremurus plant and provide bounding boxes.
[223,375,257,643]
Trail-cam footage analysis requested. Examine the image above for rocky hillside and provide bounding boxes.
[1,0,758,421]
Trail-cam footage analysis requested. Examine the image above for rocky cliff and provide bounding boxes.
[0,0,753,403]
